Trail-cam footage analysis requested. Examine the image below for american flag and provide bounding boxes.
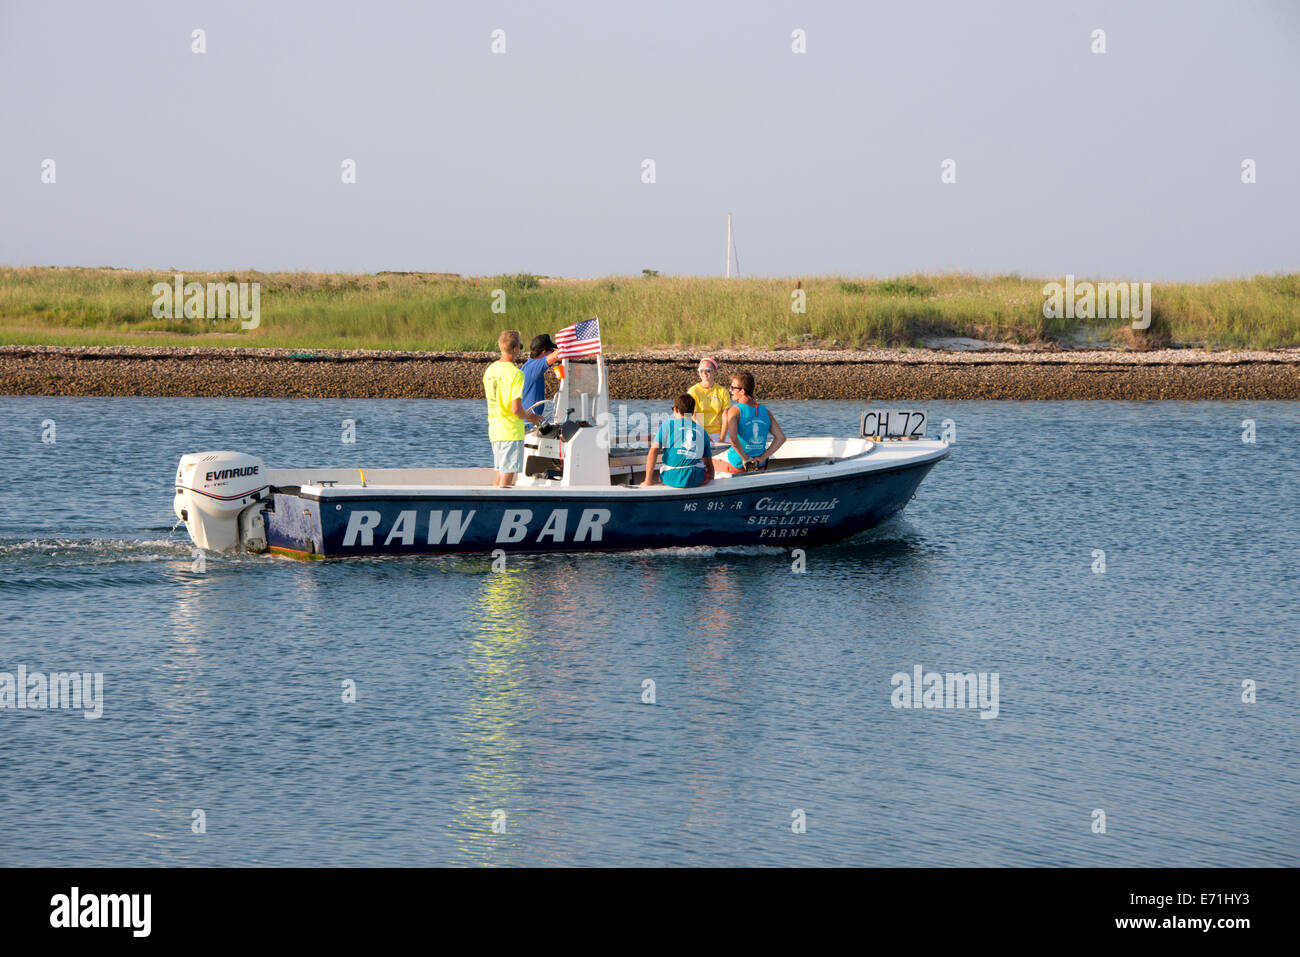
[555,317,602,358]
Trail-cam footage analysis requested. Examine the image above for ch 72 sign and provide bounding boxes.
[860,410,927,440]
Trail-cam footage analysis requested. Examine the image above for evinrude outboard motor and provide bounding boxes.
[174,451,270,552]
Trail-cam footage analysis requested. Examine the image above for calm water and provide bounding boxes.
[1,396,1296,867]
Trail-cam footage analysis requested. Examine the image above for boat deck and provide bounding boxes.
[264,438,948,498]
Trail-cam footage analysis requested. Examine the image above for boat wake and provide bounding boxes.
[0,537,192,564]
[617,543,792,559]
[0,536,265,596]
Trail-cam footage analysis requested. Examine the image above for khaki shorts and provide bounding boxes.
[491,440,524,474]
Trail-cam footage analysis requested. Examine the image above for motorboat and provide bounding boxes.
[172,357,949,558]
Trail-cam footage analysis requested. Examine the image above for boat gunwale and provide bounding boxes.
[278,443,950,502]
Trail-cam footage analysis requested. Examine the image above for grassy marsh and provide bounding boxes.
[1,267,1296,351]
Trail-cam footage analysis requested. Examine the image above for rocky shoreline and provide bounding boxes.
[3,345,1299,400]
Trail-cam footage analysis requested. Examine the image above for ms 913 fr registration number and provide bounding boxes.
[860,410,927,439]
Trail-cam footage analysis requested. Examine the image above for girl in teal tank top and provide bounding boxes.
[726,402,771,469]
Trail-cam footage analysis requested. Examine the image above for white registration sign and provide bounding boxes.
[860,409,927,440]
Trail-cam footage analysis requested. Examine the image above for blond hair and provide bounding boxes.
[497,329,522,352]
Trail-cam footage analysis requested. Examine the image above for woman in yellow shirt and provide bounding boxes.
[687,357,730,440]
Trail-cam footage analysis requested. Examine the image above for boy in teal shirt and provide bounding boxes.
[641,394,714,488]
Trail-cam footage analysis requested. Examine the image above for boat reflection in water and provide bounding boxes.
[451,565,532,865]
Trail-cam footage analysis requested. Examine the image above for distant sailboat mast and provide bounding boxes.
[725,213,740,278]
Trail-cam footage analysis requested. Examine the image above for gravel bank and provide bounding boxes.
[3,345,1299,400]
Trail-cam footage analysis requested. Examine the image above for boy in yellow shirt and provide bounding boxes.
[483,330,542,487]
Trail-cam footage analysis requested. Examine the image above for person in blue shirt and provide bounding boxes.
[521,334,562,422]
[641,394,714,488]
[712,370,786,474]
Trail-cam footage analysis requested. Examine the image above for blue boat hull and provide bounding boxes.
[263,459,940,558]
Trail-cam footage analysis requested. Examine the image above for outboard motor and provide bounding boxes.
[174,451,270,552]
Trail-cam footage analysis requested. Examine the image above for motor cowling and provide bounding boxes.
[174,451,269,552]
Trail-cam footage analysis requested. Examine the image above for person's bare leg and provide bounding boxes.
[502,473,517,487]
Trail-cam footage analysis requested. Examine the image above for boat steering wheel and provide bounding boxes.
[526,399,555,428]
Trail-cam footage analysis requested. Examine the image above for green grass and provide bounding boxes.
[0,267,1296,351]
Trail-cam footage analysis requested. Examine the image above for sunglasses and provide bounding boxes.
[729,385,743,391]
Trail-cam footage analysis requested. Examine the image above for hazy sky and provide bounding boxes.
[2,0,1297,280]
